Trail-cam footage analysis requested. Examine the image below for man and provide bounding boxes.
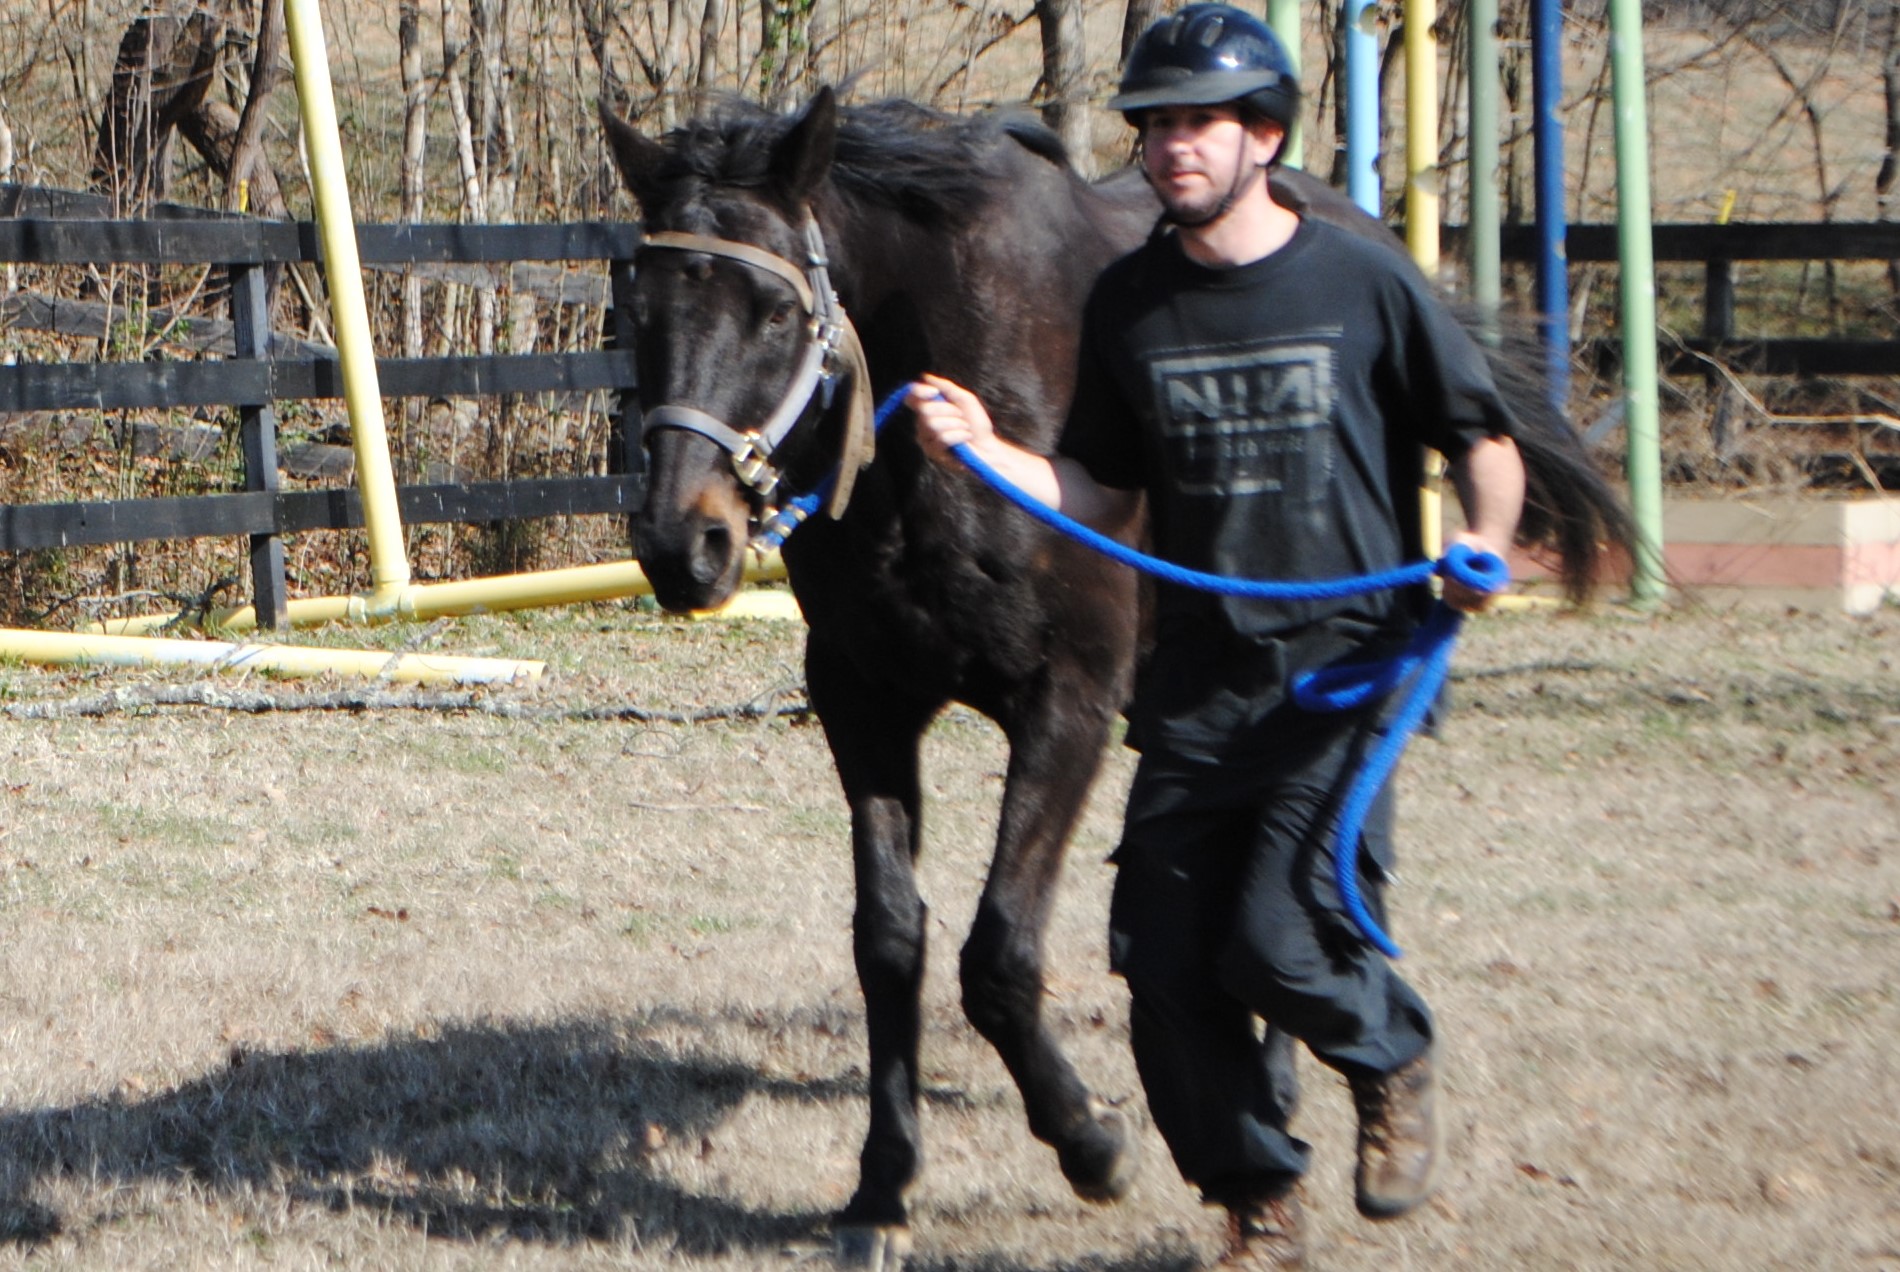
[909,5,1524,1267]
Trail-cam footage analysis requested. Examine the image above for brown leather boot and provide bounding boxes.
[1217,1190,1306,1270]
[1349,1041,1444,1219]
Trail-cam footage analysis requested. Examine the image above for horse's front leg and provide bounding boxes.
[807,635,938,1269]
[961,666,1139,1205]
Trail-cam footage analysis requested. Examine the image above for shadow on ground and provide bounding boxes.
[0,1008,1196,1270]
[0,1009,842,1255]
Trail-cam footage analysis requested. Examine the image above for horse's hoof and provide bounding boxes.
[1066,1098,1141,1205]
[834,1223,912,1271]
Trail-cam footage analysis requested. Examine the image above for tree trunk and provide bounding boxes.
[177,100,288,219]
[760,1,814,111]
[657,0,688,125]
[1,103,14,296]
[696,0,727,109]
[1879,0,1900,297]
[1035,0,1092,176]
[576,0,625,116]
[225,0,285,212]
[1120,0,1163,64]
[399,0,429,480]
[442,0,497,362]
[470,0,518,222]
[91,4,226,210]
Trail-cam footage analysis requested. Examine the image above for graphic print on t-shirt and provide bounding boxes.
[1147,337,1337,500]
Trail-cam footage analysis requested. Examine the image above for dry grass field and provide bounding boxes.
[1,599,1896,1271]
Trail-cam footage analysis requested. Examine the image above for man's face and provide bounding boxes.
[1138,103,1283,226]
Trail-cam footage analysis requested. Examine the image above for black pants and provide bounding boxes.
[1107,712,1434,1204]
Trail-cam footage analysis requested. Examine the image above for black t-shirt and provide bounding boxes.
[1057,215,1516,761]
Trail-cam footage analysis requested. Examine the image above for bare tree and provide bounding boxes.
[442,0,498,365]
[1,100,14,297]
[223,0,284,211]
[575,0,626,116]
[1880,0,1900,297]
[397,0,431,479]
[470,0,519,219]
[400,2,429,235]
[1035,0,1091,174]
[760,0,817,111]
[176,98,288,219]
[1121,0,1164,63]
[696,0,728,107]
[91,1,226,210]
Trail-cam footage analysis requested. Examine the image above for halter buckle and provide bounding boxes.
[731,434,781,500]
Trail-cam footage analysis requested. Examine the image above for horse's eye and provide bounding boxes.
[766,299,798,329]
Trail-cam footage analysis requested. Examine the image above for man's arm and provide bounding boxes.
[1444,433,1526,613]
[907,375,1141,536]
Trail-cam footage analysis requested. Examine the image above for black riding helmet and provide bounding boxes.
[1109,4,1301,131]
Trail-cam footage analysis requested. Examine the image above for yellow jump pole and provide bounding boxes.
[1405,0,1447,562]
[0,629,541,686]
[89,553,792,636]
[283,0,411,609]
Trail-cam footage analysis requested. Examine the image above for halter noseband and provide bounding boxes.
[635,213,873,536]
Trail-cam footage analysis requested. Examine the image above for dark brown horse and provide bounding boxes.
[601,88,1627,1267]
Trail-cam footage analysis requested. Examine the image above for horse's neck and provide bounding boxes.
[819,197,938,329]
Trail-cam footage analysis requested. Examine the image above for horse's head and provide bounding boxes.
[602,88,873,613]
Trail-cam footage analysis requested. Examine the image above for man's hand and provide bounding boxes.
[906,374,996,467]
[903,372,1139,533]
[1442,530,1508,613]
[1446,434,1525,613]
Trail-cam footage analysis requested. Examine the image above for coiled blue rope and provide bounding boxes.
[771,385,1507,956]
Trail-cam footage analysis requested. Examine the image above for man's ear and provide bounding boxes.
[1251,118,1287,167]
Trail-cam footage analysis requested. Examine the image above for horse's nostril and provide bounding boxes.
[694,523,734,586]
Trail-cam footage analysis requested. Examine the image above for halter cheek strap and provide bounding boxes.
[636,215,873,525]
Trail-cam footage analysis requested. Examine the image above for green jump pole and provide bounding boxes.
[1468,0,1500,342]
[1267,0,1303,170]
[1608,0,1666,606]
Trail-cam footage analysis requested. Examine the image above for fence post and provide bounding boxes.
[1703,259,1734,341]
[1703,257,1737,458]
[607,257,643,487]
[230,262,289,629]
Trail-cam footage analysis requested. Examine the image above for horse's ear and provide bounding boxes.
[599,98,668,213]
[770,86,837,202]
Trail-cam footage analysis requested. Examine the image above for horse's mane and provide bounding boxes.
[652,96,1061,226]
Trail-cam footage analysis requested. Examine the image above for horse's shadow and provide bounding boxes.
[0,1009,851,1255]
[0,1009,1197,1269]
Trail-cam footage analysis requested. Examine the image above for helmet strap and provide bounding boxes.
[1148,137,1271,230]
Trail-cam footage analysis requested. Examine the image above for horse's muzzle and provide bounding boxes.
[633,501,746,613]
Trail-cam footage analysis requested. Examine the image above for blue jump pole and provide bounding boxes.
[1344,0,1380,216]
[1531,0,1570,403]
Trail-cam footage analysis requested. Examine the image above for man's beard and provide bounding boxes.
[1152,160,1265,229]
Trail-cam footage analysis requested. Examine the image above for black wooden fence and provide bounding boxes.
[1459,220,1900,376]
[4,192,1896,630]
[0,184,642,629]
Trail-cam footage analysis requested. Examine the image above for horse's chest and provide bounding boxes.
[787,514,1049,686]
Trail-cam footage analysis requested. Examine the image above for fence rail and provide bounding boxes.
[1446,219,1900,377]
[6,193,1896,627]
[1,185,642,628]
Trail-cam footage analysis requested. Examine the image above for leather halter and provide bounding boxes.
[635,213,874,535]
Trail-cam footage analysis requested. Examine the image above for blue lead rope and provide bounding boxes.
[772,385,1507,956]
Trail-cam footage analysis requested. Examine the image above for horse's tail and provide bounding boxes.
[1477,315,1637,605]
